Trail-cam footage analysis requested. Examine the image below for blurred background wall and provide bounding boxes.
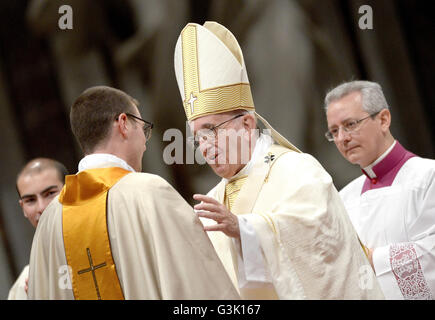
[0,0,433,298]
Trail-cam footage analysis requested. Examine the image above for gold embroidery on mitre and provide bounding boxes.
[180,24,254,121]
[182,25,200,118]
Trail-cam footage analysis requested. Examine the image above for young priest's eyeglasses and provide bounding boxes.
[187,113,245,149]
[325,111,380,142]
[115,113,153,140]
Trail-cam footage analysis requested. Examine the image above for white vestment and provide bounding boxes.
[7,265,29,300]
[340,141,435,299]
[28,154,240,299]
[203,136,384,299]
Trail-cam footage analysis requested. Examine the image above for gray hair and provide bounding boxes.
[324,81,389,114]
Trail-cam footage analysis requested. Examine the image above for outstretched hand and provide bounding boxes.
[193,194,240,239]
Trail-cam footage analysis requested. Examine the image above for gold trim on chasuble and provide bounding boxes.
[60,167,130,300]
[225,147,289,234]
[181,24,254,121]
[358,237,371,259]
[224,175,248,211]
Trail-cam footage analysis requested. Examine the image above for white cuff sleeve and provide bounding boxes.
[374,242,434,300]
[234,215,272,288]
[373,245,404,299]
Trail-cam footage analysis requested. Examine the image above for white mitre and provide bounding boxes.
[174,21,300,153]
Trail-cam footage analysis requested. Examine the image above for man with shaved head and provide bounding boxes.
[8,158,68,299]
[16,158,68,228]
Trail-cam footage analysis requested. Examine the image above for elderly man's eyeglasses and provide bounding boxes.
[187,113,245,149]
[116,113,153,140]
[325,111,380,142]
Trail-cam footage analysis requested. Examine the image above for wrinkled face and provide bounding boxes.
[326,91,387,167]
[18,168,64,228]
[190,113,255,179]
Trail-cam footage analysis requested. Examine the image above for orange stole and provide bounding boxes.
[59,167,130,300]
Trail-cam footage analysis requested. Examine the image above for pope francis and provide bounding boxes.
[27,86,240,300]
[174,21,385,299]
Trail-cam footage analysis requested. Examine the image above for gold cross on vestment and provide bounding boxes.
[77,248,107,300]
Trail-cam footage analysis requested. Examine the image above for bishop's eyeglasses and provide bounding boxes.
[187,113,245,149]
[116,113,153,140]
[325,111,380,142]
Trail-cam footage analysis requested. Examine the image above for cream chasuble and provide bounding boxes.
[8,265,29,300]
[28,155,240,300]
[203,142,385,299]
[173,21,383,299]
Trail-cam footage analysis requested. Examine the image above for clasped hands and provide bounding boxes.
[193,194,240,239]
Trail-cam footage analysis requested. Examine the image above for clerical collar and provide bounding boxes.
[78,153,136,173]
[363,141,396,179]
[223,133,274,184]
[360,141,416,194]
